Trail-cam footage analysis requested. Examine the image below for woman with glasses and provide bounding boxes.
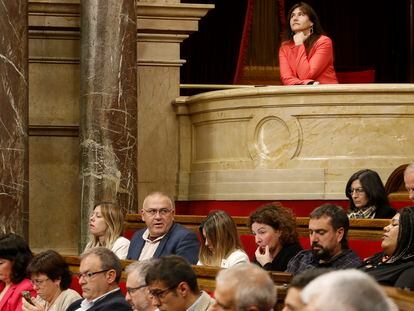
[248,203,302,271]
[22,250,81,311]
[360,206,414,289]
[345,169,396,219]
[198,210,249,268]
[84,202,130,259]
[0,233,34,311]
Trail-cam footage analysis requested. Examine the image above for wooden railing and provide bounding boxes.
[124,214,389,240]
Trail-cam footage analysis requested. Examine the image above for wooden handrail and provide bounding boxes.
[125,214,389,240]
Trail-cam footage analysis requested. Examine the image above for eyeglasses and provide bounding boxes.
[126,284,147,294]
[143,208,173,217]
[31,278,50,286]
[77,269,110,280]
[348,187,365,195]
[149,287,176,300]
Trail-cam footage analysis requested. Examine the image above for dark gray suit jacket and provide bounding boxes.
[66,288,132,311]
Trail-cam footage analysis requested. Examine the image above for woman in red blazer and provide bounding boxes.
[0,234,35,311]
[279,2,338,85]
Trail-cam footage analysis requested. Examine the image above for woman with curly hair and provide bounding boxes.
[198,210,249,268]
[84,202,130,259]
[248,203,302,271]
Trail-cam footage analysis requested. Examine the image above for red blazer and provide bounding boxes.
[279,35,338,85]
[0,279,35,311]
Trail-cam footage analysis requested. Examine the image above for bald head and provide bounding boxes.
[213,263,276,311]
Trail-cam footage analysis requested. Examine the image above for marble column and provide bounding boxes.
[80,0,137,249]
[0,2,28,236]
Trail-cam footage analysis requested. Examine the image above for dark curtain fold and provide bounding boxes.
[180,0,248,86]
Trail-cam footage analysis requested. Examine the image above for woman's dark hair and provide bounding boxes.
[27,250,72,290]
[284,2,324,54]
[345,169,391,213]
[248,202,299,245]
[389,206,414,263]
[0,233,33,284]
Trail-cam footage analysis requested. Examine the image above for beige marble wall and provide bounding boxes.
[28,0,212,253]
[175,84,414,200]
[28,0,80,253]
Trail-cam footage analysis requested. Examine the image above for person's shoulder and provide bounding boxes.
[290,249,312,261]
[225,249,249,263]
[170,222,195,234]
[280,40,294,48]
[114,236,130,245]
[13,278,33,291]
[316,35,333,45]
[66,298,82,311]
[130,228,146,241]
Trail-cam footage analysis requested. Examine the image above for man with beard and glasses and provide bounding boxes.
[286,204,361,275]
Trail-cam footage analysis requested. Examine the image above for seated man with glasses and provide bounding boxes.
[125,260,156,311]
[67,247,132,311]
[145,256,215,311]
[127,192,199,264]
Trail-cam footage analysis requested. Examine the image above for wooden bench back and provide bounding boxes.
[125,214,389,240]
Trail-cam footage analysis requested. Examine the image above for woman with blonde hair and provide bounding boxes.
[198,210,249,268]
[84,202,130,259]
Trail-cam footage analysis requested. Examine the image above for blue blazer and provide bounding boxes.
[127,222,200,264]
[67,288,132,311]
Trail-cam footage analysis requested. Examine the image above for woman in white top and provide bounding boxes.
[22,250,81,311]
[84,202,130,259]
[197,210,249,268]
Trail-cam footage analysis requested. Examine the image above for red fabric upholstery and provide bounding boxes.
[70,276,82,295]
[336,70,375,83]
[240,234,256,261]
[349,239,382,261]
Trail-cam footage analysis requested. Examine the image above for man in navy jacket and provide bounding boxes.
[67,247,132,311]
[127,192,199,263]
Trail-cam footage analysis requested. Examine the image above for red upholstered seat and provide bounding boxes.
[336,70,375,83]
[70,276,82,295]
[240,234,257,261]
[349,239,382,261]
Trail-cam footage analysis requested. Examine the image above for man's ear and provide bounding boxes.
[106,269,117,284]
[336,227,345,243]
[176,282,189,297]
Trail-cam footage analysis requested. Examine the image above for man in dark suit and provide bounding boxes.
[127,192,199,263]
[67,247,132,311]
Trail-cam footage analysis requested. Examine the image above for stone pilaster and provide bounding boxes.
[79,0,137,249]
[0,1,28,236]
[136,1,213,208]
